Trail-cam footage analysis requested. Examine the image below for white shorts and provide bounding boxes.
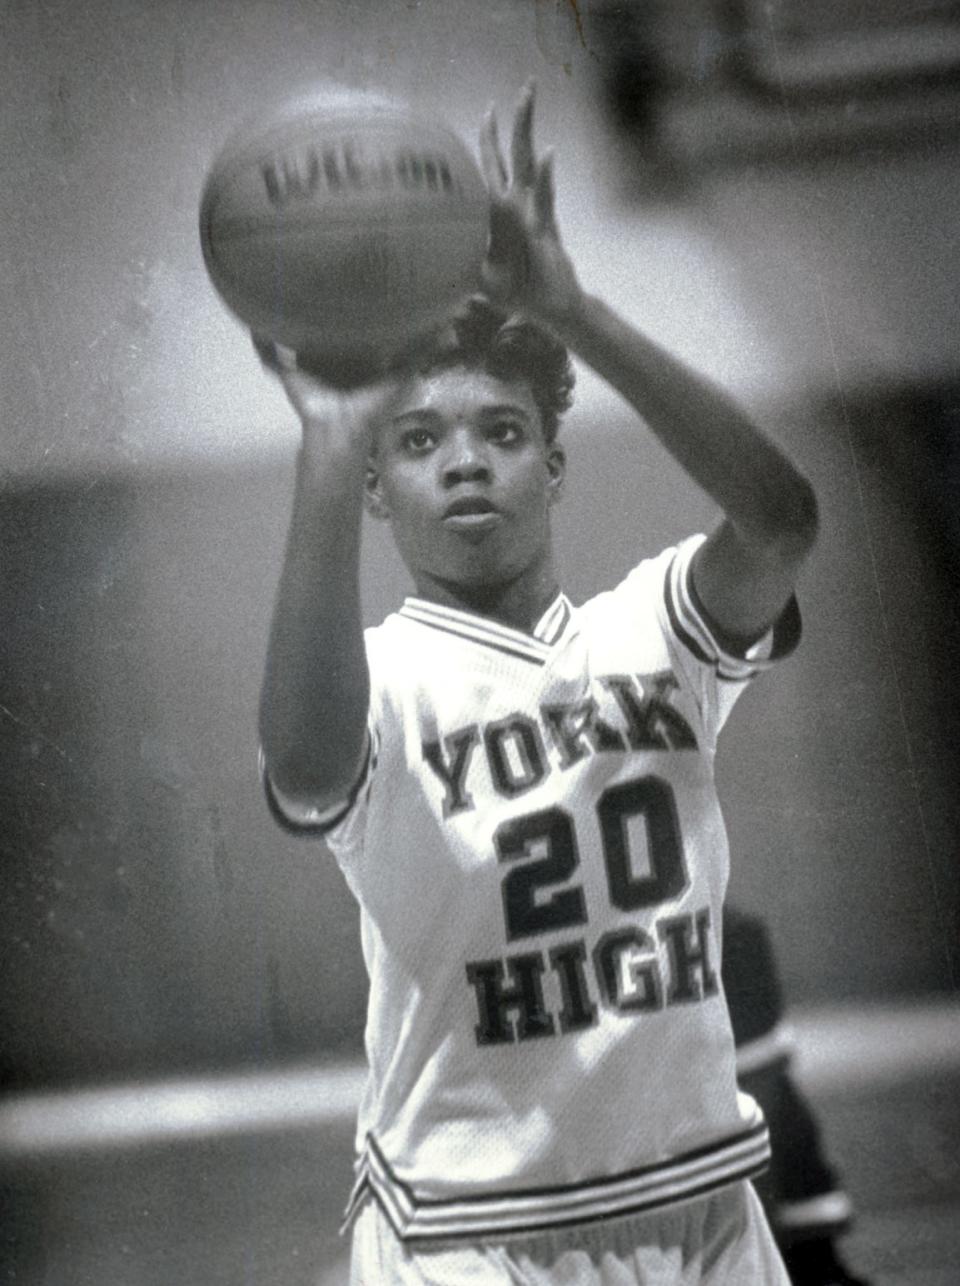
[349,1180,789,1285]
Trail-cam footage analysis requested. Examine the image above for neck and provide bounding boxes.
[413,564,561,634]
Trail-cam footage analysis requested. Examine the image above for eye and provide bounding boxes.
[401,426,436,454]
[486,418,523,445]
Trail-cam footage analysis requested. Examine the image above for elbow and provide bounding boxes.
[260,740,353,812]
[259,707,367,805]
[750,474,819,564]
[257,703,309,799]
[258,727,298,799]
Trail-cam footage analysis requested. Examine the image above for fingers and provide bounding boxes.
[533,149,557,234]
[481,81,539,198]
[485,201,529,275]
[480,106,509,196]
[510,82,536,190]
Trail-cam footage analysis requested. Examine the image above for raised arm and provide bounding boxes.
[257,343,402,812]
[480,85,818,640]
[552,303,818,640]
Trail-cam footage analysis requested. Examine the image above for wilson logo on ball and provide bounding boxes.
[261,142,461,207]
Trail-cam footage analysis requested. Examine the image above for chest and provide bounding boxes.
[400,654,703,819]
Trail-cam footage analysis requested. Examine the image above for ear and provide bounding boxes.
[546,444,565,505]
[364,458,391,521]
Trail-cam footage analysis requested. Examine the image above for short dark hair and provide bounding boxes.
[420,296,575,443]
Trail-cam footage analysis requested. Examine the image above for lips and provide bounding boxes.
[442,495,502,537]
[443,495,499,519]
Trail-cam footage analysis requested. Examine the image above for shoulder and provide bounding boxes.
[362,610,413,674]
[565,540,693,684]
[362,606,470,728]
[583,535,799,676]
[578,539,692,629]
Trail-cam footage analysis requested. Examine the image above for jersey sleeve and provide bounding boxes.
[655,534,801,743]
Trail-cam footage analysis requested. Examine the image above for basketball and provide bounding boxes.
[199,88,489,386]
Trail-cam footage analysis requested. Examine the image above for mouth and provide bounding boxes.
[442,491,503,532]
[442,496,502,534]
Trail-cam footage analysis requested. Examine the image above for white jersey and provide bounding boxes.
[263,534,801,1241]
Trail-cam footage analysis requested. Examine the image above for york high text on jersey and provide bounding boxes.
[262,534,800,1241]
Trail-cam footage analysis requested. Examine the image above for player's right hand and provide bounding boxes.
[479,81,583,328]
[253,334,410,447]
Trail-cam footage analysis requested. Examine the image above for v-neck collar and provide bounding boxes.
[397,591,574,666]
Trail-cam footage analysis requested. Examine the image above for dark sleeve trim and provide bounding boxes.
[664,561,715,667]
[261,736,372,839]
[685,569,803,665]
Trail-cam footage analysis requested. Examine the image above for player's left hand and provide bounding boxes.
[479,82,583,325]
[253,334,411,448]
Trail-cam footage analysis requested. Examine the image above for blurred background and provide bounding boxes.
[1,1,958,1283]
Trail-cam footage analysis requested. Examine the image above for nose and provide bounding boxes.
[441,427,491,487]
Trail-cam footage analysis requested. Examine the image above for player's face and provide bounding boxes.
[367,365,565,603]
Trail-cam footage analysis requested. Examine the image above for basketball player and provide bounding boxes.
[257,84,818,1283]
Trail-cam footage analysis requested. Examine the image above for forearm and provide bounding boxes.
[259,431,370,804]
[553,292,817,551]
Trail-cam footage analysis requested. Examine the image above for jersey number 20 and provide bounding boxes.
[496,775,686,941]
